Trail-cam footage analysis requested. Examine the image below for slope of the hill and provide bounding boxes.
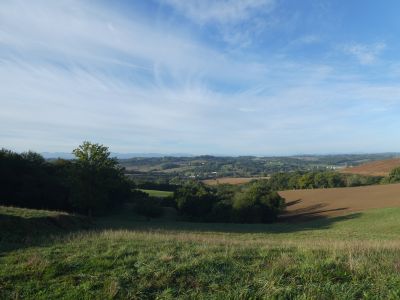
[279,183,400,219]
[0,206,91,244]
[3,205,400,298]
[340,158,400,176]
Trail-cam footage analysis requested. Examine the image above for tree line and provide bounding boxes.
[266,171,383,190]
[2,142,399,224]
[0,142,285,223]
[0,142,131,216]
[129,180,285,223]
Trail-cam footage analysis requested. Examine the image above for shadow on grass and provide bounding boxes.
[0,212,91,254]
[95,206,362,235]
[1,203,362,254]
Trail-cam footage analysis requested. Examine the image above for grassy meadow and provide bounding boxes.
[2,205,400,299]
[139,189,174,198]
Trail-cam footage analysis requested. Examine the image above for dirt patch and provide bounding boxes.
[340,158,400,176]
[279,183,400,219]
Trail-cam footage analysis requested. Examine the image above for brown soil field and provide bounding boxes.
[203,177,269,185]
[340,158,400,176]
[279,183,400,219]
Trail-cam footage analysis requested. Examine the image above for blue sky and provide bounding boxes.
[1,0,400,155]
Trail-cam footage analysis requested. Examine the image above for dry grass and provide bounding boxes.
[340,158,400,176]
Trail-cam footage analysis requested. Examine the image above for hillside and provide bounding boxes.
[202,177,269,185]
[280,183,400,219]
[3,205,400,298]
[121,153,400,181]
[340,158,400,176]
[0,206,91,244]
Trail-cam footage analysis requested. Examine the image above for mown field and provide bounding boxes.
[2,200,400,299]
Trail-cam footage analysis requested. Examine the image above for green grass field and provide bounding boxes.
[139,189,174,198]
[2,205,400,299]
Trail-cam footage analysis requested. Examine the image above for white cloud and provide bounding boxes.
[160,0,276,47]
[0,0,400,154]
[343,42,386,65]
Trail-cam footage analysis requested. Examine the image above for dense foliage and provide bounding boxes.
[382,167,400,184]
[0,142,131,216]
[3,143,397,223]
[232,181,284,223]
[174,180,285,223]
[0,144,287,223]
[0,149,72,211]
[268,171,383,190]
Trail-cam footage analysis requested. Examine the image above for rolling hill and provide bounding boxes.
[4,203,400,298]
[340,158,400,176]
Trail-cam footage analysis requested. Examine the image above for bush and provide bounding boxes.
[345,174,382,187]
[173,181,284,223]
[174,182,217,220]
[232,180,285,223]
[382,167,400,184]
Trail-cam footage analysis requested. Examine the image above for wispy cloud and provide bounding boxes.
[0,0,399,154]
[160,0,275,25]
[161,0,276,47]
[343,42,386,65]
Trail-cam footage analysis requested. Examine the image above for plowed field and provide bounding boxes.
[279,183,400,219]
[340,158,400,176]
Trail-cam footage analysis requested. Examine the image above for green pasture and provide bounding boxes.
[138,189,174,198]
[2,205,400,299]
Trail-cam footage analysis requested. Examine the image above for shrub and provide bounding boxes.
[174,182,217,219]
[173,181,285,223]
[232,180,285,223]
[383,167,400,184]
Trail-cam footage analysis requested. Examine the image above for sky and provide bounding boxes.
[1,0,400,155]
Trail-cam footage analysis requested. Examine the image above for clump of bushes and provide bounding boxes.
[232,181,284,223]
[382,167,400,184]
[173,180,285,223]
[174,182,218,221]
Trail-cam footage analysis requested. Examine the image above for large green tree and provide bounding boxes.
[70,141,129,216]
